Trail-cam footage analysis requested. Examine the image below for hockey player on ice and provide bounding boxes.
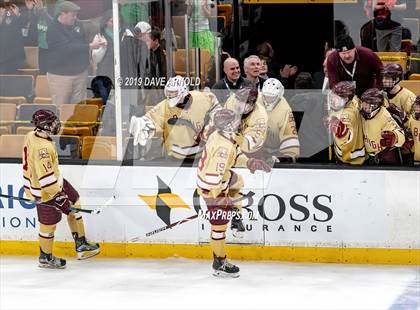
[22,110,100,269]
[260,78,300,163]
[197,109,271,278]
[129,75,220,159]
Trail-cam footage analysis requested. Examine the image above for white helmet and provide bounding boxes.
[262,78,284,112]
[164,76,189,107]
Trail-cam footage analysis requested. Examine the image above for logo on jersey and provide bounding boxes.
[38,148,49,159]
[138,177,190,225]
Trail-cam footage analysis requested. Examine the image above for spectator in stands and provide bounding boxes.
[326,34,383,98]
[294,72,314,89]
[212,57,247,104]
[256,41,299,88]
[46,1,105,105]
[0,1,31,74]
[259,57,269,80]
[148,27,167,81]
[244,55,265,91]
[92,10,114,81]
[186,0,216,56]
[373,1,402,52]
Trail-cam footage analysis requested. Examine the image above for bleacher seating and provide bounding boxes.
[0,103,17,135]
[59,104,99,137]
[82,136,116,160]
[0,75,34,102]
[34,75,52,103]
[0,134,25,158]
[376,52,408,72]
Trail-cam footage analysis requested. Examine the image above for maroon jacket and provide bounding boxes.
[327,46,383,98]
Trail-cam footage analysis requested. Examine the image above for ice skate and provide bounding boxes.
[212,255,240,278]
[75,236,100,260]
[38,252,66,269]
[231,207,245,238]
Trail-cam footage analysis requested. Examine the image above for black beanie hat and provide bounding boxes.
[335,34,355,52]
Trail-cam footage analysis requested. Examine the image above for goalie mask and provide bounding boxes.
[382,63,403,94]
[233,86,258,116]
[164,76,189,108]
[32,109,61,135]
[412,96,420,120]
[361,88,383,120]
[330,81,356,111]
[262,78,284,112]
[213,109,239,136]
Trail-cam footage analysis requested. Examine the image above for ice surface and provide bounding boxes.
[0,256,419,310]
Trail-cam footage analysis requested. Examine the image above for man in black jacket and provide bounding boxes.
[212,57,247,104]
[46,1,104,105]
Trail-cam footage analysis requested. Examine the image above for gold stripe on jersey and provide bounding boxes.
[22,131,62,202]
[362,107,406,156]
[329,97,366,165]
[407,116,420,162]
[225,94,268,154]
[263,97,300,159]
[146,91,219,159]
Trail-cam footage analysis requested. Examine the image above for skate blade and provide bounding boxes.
[77,249,100,260]
[38,263,66,269]
[232,229,244,239]
[212,270,240,278]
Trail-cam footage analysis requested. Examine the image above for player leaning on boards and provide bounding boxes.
[260,78,300,163]
[325,81,367,165]
[23,110,100,269]
[197,109,271,278]
[360,88,406,165]
[129,76,220,159]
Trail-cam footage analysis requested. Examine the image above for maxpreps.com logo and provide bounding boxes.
[137,177,335,234]
[138,177,191,226]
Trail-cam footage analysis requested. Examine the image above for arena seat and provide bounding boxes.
[17,46,39,77]
[0,75,34,102]
[0,103,17,134]
[409,74,420,81]
[0,135,25,158]
[34,75,51,103]
[376,52,408,72]
[82,136,116,160]
[59,104,99,137]
[173,49,211,83]
[0,96,26,105]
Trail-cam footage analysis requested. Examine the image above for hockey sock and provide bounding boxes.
[210,224,227,258]
[67,201,85,239]
[39,224,56,254]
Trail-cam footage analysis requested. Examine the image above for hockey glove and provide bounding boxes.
[246,158,272,174]
[50,191,71,215]
[387,104,407,125]
[380,131,397,148]
[402,130,414,151]
[129,116,156,146]
[328,116,349,139]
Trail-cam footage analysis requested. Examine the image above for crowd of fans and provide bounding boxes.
[0,0,419,166]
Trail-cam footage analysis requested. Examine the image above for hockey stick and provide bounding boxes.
[0,194,115,215]
[131,191,255,241]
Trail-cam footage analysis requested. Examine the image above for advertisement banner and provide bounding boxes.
[0,164,419,249]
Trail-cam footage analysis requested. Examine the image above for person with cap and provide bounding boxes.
[326,34,383,98]
[46,0,106,106]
